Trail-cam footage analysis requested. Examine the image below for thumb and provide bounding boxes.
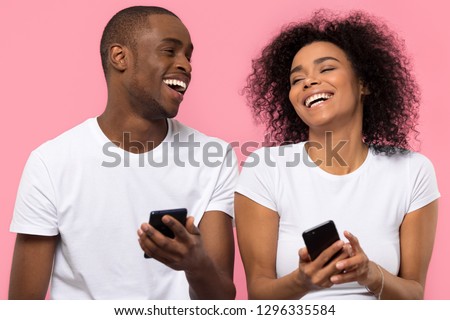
[186,216,201,235]
[299,247,311,262]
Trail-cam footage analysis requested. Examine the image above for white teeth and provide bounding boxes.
[163,79,187,92]
[305,93,333,108]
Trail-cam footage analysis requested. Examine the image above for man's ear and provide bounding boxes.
[108,44,129,72]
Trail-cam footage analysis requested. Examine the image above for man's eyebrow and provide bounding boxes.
[290,56,340,75]
[161,38,194,52]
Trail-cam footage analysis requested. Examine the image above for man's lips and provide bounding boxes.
[163,73,191,94]
[163,79,187,93]
[163,81,186,104]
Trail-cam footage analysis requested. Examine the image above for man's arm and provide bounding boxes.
[9,234,58,299]
[186,210,235,299]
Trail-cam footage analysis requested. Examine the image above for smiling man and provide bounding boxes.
[9,6,237,300]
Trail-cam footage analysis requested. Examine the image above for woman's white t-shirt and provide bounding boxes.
[236,142,440,299]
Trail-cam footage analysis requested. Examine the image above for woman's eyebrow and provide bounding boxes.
[290,56,340,75]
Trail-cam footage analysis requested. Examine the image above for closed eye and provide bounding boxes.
[320,67,335,73]
[162,48,175,56]
[291,78,305,85]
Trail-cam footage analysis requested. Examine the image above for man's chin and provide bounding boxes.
[163,107,179,119]
[163,102,181,119]
[143,103,179,120]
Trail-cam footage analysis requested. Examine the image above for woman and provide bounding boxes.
[235,10,440,299]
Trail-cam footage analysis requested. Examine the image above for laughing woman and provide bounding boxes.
[235,11,440,299]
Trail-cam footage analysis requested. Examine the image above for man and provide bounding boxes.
[9,6,237,299]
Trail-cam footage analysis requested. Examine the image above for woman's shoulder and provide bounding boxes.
[370,148,436,173]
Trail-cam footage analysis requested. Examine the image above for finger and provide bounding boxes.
[142,233,179,262]
[316,240,344,267]
[335,253,366,272]
[162,215,189,240]
[319,247,350,278]
[185,216,201,236]
[138,229,159,258]
[138,237,158,259]
[139,222,181,258]
[330,245,350,264]
[299,247,311,262]
[330,270,358,284]
[141,238,175,266]
[344,231,362,253]
[139,223,166,241]
[343,243,354,257]
[337,246,358,272]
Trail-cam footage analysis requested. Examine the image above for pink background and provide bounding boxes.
[1,0,449,299]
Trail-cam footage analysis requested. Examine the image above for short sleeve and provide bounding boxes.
[10,151,59,235]
[235,148,278,212]
[407,153,440,213]
[205,144,239,217]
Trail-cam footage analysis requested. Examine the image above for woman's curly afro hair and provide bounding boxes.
[243,10,420,154]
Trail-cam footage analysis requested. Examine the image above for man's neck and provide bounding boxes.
[97,109,168,154]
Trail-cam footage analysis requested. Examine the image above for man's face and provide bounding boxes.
[124,14,193,120]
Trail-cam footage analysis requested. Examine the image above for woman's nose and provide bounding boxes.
[303,76,321,89]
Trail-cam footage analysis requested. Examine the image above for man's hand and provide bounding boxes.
[138,215,207,272]
[138,211,236,299]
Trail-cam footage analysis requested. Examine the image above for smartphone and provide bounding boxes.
[302,220,341,261]
[144,208,187,259]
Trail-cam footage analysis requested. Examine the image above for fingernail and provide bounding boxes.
[142,224,149,232]
[330,276,338,282]
[336,262,344,269]
[137,229,143,236]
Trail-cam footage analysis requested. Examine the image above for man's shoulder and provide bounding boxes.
[34,118,95,155]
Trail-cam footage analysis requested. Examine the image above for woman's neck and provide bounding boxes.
[306,129,368,175]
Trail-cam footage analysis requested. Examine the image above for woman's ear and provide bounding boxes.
[108,44,129,72]
[360,81,371,95]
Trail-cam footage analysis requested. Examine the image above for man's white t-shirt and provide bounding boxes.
[236,142,440,299]
[11,118,238,299]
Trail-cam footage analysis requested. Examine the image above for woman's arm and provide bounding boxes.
[235,193,346,299]
[331,200,438,299]
[384,200,438,299]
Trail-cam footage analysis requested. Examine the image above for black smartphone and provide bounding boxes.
[302,220,341,261]
[144,208,187,258]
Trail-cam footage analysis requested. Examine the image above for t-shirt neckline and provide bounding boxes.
[300,141,373,181]
[90,117,173,158]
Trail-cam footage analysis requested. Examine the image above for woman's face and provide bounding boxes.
[289,41,367,132]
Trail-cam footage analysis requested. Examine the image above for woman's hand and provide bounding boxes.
[297,239,349,291]
[329,231,383,293]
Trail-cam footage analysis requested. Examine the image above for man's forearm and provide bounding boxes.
[185,257,235,299]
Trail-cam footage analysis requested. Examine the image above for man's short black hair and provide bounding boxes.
[100,6,179,77]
